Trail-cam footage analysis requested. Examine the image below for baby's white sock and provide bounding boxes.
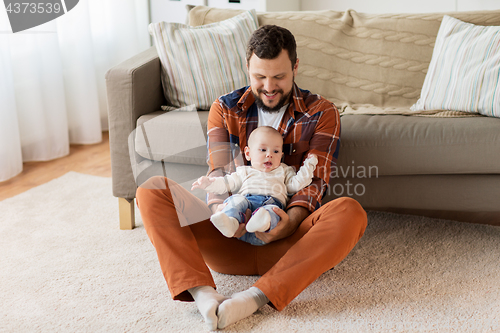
[246,208,271,233]
[210,212,239,238]
[188,286,228,331]
[217,287,269,329]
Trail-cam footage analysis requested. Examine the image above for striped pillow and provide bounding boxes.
[149,10,258,110]
[411,15,500,117]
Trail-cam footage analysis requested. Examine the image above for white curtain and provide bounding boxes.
[0,0,151,182]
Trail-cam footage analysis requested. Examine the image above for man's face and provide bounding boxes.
[247,49,298,112]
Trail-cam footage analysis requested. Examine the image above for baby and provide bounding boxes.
[192,126,318,246]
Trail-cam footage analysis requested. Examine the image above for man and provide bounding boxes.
[136,25,367,330]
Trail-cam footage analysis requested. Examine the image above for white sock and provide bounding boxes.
[217,287,269,329]
[210,212,239,238]
[188,286,228,331]
[246,208,271,233]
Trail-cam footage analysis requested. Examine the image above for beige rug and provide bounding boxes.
[1,172,498,332]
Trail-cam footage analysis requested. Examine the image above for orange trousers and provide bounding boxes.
[136,176,367,311]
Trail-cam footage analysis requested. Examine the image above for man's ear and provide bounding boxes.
[244,146,251,161]
[293,58,299,76]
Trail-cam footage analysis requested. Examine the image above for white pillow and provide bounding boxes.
[411,15,500,117]
[149,10,258,110]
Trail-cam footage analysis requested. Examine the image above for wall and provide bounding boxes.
[150,0,205,24]
[300,0,500,13]
[150,0,500,24]
[150,0,299,24]
[456,0,500,11]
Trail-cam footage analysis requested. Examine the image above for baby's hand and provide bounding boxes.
[191,176,215,191]
[306,153,318,165]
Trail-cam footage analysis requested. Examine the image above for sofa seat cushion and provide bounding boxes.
[338,115,500,176]
[135,110,209,166]
[136,110,500,176]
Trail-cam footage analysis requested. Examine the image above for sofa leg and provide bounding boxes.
[119,197,135,230]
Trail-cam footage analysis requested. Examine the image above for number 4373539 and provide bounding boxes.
[6,2,62,14]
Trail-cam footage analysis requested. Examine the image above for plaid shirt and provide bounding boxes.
[206,83,341,213]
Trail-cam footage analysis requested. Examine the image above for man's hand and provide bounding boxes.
[255,206,309,244]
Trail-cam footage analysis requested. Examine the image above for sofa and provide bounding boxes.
[105,5,500,230]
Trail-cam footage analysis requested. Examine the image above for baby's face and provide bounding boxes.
[244,132,283,172]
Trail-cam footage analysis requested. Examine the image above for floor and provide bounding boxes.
[0,132,111,201]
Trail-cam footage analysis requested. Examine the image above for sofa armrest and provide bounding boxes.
[105,46,166,199]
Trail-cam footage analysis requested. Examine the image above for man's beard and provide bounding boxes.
[252,86,293,113]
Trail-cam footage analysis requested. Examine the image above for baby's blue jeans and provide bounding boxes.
[221,194,284,246]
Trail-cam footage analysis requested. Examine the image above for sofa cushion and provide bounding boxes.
[136,110,500,176]
[411,15,500,118]
[135,109,209,166]
[338,115,500,176]
[190,7,500,112]
[148,10,258,110]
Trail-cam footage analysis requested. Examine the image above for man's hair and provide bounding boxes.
[246,25,297,69]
